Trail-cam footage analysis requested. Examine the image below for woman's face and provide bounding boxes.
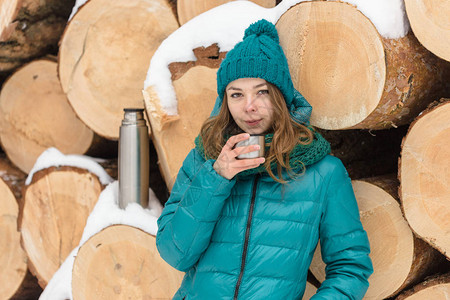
[226,78,274,135]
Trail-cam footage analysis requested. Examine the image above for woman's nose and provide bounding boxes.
[245,95,257,112]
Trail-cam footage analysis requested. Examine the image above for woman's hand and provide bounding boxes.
[213,133,265,180]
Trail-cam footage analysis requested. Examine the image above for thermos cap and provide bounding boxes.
[122,108,146,126]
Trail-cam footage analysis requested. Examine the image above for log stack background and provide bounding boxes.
[1,0,449,299]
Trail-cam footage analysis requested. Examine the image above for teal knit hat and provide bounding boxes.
[217,19,295,107]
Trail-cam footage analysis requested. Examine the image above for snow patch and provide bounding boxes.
[25,147,114,186]
[68,0,89,20]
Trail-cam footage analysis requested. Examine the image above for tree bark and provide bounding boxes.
[276,1,448,130]
[0,0,75,74]
[176,0,276,25]
[58,0,179,140]
[399,98,450,260]
[72,225,184,300]
[0,58,105,173]
[310,176,445,299]
[404,0,450,62]
[20,166,103,288]
[395,273,450,300]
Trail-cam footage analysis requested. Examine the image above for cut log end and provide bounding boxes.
[400,98,450,259]
[144,65,217,191]
[0,59,95,173]
[20,166,103,287]
[277,1,386,130]
[0,177,28,299]
[58,0,179,140]
[176,0,276,25]
[405,0,450,62]
[276,1,447,130]
[72,225,183,300]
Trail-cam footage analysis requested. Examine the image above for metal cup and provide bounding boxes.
[236,134,265,159]
[118,108,149,209]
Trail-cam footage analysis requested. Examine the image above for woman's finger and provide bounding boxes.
[233,157,265,170]
[223,133,250,151]
[232,144,260,157]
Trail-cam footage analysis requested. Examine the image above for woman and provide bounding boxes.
[156,19,373,300]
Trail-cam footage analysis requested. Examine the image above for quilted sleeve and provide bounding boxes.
[312,159,373,300]
[156,149,235,272]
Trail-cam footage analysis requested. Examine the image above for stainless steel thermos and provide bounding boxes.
[118,108,149,209]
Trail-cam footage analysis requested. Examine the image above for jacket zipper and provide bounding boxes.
[233,174,260,300]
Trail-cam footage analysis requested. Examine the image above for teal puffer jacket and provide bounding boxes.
[156,149,373,299]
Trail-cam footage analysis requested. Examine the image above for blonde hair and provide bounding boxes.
[200,82,313,183]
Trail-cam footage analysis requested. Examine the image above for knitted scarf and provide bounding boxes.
[194,129,331,179]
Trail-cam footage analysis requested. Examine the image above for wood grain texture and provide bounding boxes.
[177,0,276,25]
[72,225,184,300]
[405,0,450,62]
[399,98,450,259]
[58,0,178,140]
[277,1,447,130]
[0,59,95,173]
[20,166,103,287]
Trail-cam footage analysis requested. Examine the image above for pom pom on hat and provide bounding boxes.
[243,19,279,43]
[216,19,295,108]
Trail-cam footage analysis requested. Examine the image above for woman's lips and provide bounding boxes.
[245,119,262,126]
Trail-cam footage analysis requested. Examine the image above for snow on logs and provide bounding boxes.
[72,225,183,300]
[147,58,219,190]
[0,0,73,74]
[0,59,98,174]
[404,0,450,62]
[20,166,104,287]
[276,1,448,130]
[58,0,178,140]
[309,176,446,300]
[177,0,276,25]
[399,99,450,260]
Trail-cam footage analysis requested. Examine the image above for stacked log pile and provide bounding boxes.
[0,0,449,299]
[0,0,181,297]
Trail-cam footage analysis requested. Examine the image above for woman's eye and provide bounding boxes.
[258,89,269,95]
[230,93,242,98]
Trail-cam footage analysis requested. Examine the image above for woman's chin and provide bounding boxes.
[244,128,265,135]
[237,122,270,135]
